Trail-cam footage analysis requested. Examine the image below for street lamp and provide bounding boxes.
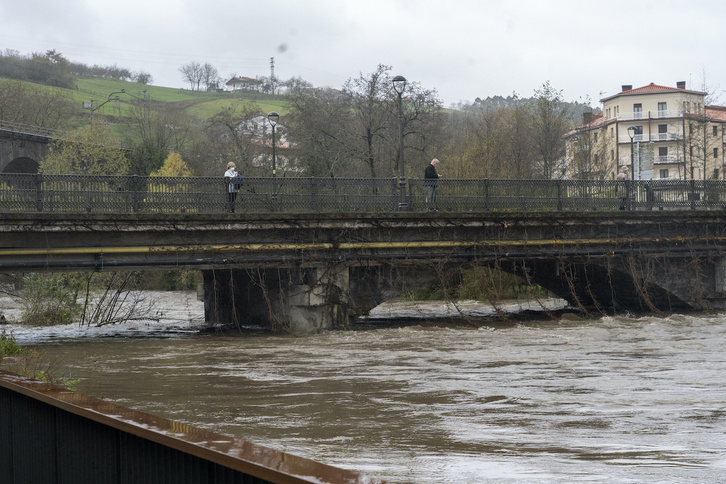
[392,75,407,210]
[627,125,636,182]
[267,111,279,178]
[268,112,279,211]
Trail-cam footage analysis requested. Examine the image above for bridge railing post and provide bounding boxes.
[34,173,43,212]
[131,175,140,213]
[484,179,491,211]
[311,177,318,212]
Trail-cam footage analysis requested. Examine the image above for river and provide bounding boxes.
[2,291,726,483]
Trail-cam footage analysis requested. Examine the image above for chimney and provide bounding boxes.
[622,85,633,92]
[583,112,593,125]
[677,81,686,90]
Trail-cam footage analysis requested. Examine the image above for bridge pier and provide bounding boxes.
[202,265,388,333]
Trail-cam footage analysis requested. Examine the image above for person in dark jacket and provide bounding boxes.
[424,158,441,211]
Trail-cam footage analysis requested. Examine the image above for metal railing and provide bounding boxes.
[0,120,57,139]
[617,110,683,121]
[2,173,726,213]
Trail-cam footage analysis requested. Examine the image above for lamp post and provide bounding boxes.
[627,125,636,182]
[267,111,279,177]
[392,75,407,210]
[268,111,279,210]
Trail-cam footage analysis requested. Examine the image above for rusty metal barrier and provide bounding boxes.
[0,370,383,484]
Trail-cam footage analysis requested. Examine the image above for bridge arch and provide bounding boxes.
[3,156,39,174]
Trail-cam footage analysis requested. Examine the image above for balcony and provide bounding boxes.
[620,155,683,165]
[654,155,682,165]
[619,134,648,143]
[618,132,680,143]
[616,110,683,121]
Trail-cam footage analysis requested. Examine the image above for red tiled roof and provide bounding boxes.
[600,82,706,102]
[564,112,607,137]
[706,105,726,121]
[624,83,681,94]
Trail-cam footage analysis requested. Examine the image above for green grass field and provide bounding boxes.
[1,76,289,121]
[76,78,289,120]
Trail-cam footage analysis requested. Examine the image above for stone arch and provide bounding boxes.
[3,157,39,174]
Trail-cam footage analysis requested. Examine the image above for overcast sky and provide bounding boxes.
[1,0,725,108]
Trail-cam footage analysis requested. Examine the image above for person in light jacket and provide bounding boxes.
[224,162,239,212]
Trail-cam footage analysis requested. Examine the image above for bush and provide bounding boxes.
[21,274,81,326]
[0,330,22,357]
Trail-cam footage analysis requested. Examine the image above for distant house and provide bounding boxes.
[225,76,263,92]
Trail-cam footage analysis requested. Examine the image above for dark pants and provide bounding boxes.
[227,192,237,212]
[426,185,437,211]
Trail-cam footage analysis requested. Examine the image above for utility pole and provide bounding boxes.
[270,57,276,95]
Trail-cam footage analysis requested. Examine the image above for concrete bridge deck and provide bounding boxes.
[2,210,726,331]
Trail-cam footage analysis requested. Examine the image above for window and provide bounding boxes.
[634,103,642,119]
[657,124,667,140]
[660,169,669,179]
[659,147,668,157]
[611,149,614,161]
[715,148,719,159]
[594,132,598,142]
[714,126,719,136]
[715,168,720,179]
[658,102,667,116]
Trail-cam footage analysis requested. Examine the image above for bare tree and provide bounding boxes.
[178,61,203,91]
[201,63,220,91]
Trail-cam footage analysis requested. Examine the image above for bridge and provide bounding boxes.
[0,121,57,174]
[2,173,726,332]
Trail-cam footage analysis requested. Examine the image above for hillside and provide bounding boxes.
[0,76,289,124]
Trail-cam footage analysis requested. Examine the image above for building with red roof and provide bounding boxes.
[566,81,726,180]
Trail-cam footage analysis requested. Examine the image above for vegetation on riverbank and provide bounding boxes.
[411,266,549,302]
[2,269,202,327]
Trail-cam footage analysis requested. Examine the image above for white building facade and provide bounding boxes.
[566,81,726,180]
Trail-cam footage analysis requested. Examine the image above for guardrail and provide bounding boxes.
[1,173,725,213]
[0,370,380,484]
[0,120,58,139]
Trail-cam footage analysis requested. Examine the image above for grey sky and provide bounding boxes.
[1,0,724,107]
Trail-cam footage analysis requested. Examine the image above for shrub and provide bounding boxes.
[21,274,81,326]
[0,330,22,357]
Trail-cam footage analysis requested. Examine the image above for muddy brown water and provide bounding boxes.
[3,292,726,483]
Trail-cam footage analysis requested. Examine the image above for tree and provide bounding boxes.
[27,50,76,88]
[126,102,199,175]
[205,104,266,175]
[41,121,129,175]
[285,87,353,176]
[0,80,78,129]
[531,81,571,179]
[179,61,203,91]
[282,76,312,93]
[201,63,220,91]
[133,71,153,85]
[343,64,395,177]
[150,152,193,177]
